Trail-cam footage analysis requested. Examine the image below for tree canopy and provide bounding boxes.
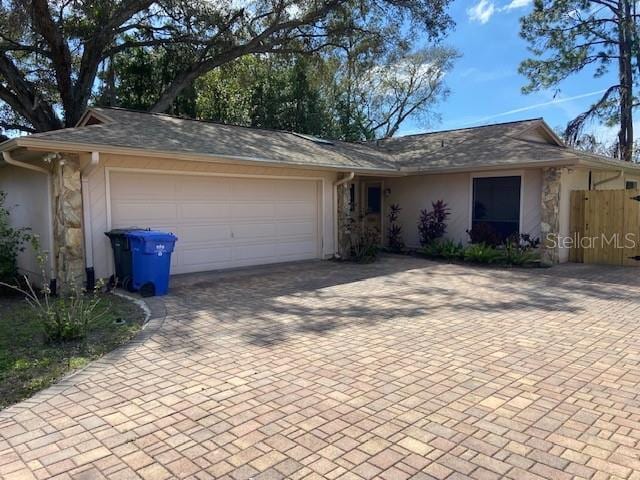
[0,0,454,136]
[519,0,639,161]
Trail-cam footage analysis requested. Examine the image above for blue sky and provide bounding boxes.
[398,0,615,140]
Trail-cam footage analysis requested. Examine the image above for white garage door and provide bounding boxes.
[109,171,321,274]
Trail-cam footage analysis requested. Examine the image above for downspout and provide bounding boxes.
[593,170,623,189]
[333,172,355,258]
[80,152,100,290]
[2,151,56,283]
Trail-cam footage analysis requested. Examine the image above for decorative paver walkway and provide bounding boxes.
[2,256,640,480]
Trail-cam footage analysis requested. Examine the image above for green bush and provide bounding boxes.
[0,245,107,344]
[0,191,31,286]
[463,243,502,264]
[423,239,464,260]
[499,234,540,266]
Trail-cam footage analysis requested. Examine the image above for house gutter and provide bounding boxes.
[80,152,100,289]
[593,169,623,188]
[333,172,355,257]
[1,151,56,282]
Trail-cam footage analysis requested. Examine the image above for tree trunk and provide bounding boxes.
[618,0,634,162]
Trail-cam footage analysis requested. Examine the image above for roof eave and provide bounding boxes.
[399,158,581,175]
[10,137,402,175]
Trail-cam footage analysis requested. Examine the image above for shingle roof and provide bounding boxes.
[10,107,629,173]
[373,119,580,170]
[25,107,397,172]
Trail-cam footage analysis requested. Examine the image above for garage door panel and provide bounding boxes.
[232,223,277,239]
[112,202,177,225]
[180,245,233,270]
[179,203,231,221]
[231,203,276,219]
[111,172,175,200]
[177,177,232,200]
[277,221,316,237]
[110,171,320,274]
[275,240,317,258]
[180,224,232,243]
[275,202,316,219]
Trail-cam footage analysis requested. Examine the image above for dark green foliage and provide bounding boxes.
[466,222,502,246]
[422,239,464,260]
[0,191,31,288]
[500,234,541,266]
[463,243,503,264]
[350,226,380,263]
[418,200,450,246]
[387,204,404,252]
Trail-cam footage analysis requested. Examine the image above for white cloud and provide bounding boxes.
[502,0,532,11]
[467,0,496,24]
[467,0,532,24]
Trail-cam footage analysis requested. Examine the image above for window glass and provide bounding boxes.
[472,176,521,240]
[367,186,381,214]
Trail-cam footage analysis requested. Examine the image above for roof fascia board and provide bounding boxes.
[517,120,565,146]
[400,158,580,175]
[13,137,403,176]
[75,108,114,127]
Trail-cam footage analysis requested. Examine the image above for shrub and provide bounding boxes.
[0,246,107,344]
[423,239,464,260]
[500,233,541,266]
[463,243,502,264]
[0,191,31,286]
[345,213,380,263]
[466,222,501,246]
[386,203,404,253]
[418,200,450,246]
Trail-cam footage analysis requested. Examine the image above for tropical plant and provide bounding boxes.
[423,238,464,261]
[0,243,107,344]
[386,203,404,253]
[466,223,502,246]
[0,191,31,287]
[500,234,541,267]
[463,243,502,264]
[418,200,450,246]
[350,225,381,263]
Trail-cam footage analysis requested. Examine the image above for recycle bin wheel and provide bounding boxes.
[140,282,156,298]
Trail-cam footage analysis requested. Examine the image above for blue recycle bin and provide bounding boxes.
[125,230,178,297]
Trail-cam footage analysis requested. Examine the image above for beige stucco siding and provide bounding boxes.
[0,165,52,278]
[382,168,543,248]
[87,153,338,279]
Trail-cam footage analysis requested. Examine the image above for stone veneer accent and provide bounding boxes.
[336,180,353,259]
[541,166,561,265]
[52,154,85,288]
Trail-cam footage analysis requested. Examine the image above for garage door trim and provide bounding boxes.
[105,166,326,271]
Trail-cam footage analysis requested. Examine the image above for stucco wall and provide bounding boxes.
[87,154,339,279]
[381,168,543,249]
[0,165,52,278]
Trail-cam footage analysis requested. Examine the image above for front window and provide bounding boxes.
[472,176,521,241]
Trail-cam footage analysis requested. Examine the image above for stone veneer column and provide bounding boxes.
[336,180,353,259]
[52,154,85,288]
[540,166,561,266]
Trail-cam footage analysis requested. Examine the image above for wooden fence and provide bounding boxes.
[570,189,640,266]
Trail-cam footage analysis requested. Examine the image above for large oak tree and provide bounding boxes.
[0,0,452,134]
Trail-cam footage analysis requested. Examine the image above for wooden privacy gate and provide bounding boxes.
[570,189,640,266]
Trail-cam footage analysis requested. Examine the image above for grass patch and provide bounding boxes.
[0,293,145,409]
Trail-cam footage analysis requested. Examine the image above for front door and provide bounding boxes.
[364,182,383,242]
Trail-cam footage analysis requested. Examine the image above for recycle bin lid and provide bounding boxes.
[125,230,178,242]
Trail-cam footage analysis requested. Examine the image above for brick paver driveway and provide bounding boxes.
[2,256,640,480]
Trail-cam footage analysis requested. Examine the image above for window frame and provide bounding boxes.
[468,171,524,239]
